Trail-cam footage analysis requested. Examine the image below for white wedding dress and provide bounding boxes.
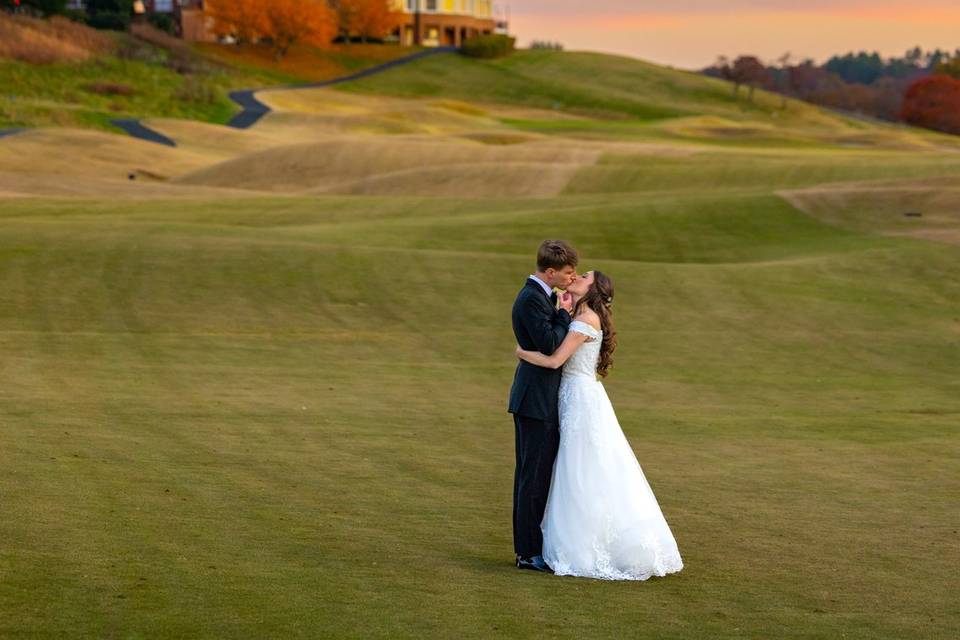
[541,320,684,580]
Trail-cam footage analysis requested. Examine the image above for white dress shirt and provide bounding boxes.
[528,274,554,300]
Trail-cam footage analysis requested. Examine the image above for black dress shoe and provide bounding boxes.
[516,555,554,574]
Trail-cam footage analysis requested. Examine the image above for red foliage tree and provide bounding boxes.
[900,74,960,135]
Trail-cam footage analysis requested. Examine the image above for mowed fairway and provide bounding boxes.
[2,50,960,639]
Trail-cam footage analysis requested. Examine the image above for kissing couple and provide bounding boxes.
[509,240,684,580]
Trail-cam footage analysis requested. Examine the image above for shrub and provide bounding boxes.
[87,11,129,31]
[85,0,133,31]
[459,33,515,59]
[83,81,136,96]
[129,22,204,73]
[530,40,563,51]
[146,12,176,34]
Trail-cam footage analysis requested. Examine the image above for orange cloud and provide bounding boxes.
[519,5,960,31]
[512,7,960,69]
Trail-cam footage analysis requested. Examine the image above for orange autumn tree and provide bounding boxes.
[205,0,266,45]
[333,0,403,43]
[206,0,336,59]
[266,0,337,58]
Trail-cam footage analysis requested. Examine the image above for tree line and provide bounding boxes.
[703,48,960,136]
[2,0,405,59]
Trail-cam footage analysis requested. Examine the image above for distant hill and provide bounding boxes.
[327,48,960,151]
[331,49,850,126]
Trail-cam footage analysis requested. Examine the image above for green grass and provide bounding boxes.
[0,54,248,130]
[333,49,960,154]
[563,148,960,194]
[2,46,960,639]
[1,184,959,638]
[334,49,845,126]
[0,39,417,132]
[0,42,419,133]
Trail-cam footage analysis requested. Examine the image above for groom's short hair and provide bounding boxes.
[537,240,579,271]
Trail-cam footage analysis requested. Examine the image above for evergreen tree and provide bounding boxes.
[0,0,68,15]
[85,0,133,31]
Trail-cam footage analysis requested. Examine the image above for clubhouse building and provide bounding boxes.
[391,0,508,47]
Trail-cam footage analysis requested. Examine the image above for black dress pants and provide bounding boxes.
[512,413,561,558]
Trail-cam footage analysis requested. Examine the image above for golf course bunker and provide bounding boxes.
[781,177,960,245]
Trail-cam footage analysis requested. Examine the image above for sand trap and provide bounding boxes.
[780,177,960,246]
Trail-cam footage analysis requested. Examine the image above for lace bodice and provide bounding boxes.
[562,320,602,380]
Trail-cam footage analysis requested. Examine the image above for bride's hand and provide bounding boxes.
[515,345,524,359]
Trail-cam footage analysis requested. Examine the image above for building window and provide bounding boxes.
[405,0,416,10]
[425,0,436,11]
[154,0,174,11]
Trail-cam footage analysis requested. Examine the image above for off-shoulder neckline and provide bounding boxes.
[570,319,602,335]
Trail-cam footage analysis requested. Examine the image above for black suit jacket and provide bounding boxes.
[508,278,572,422]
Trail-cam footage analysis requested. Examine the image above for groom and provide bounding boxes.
[508,239,578,573]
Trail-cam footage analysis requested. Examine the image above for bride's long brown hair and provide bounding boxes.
[573,270,616,378]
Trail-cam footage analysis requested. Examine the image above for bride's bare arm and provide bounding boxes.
[516,329,588,369]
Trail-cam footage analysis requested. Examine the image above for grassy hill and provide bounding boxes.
[0,14,418,131]
[1,42,959,639]
[332,48,960,152]
[333,49,790,120]
[331,50,865,127]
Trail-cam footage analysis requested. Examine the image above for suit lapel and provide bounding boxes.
[525,277,553,304]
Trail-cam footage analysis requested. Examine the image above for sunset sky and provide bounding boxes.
[508,1,960,69]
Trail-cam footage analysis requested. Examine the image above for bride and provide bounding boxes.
[515,270,684,580]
